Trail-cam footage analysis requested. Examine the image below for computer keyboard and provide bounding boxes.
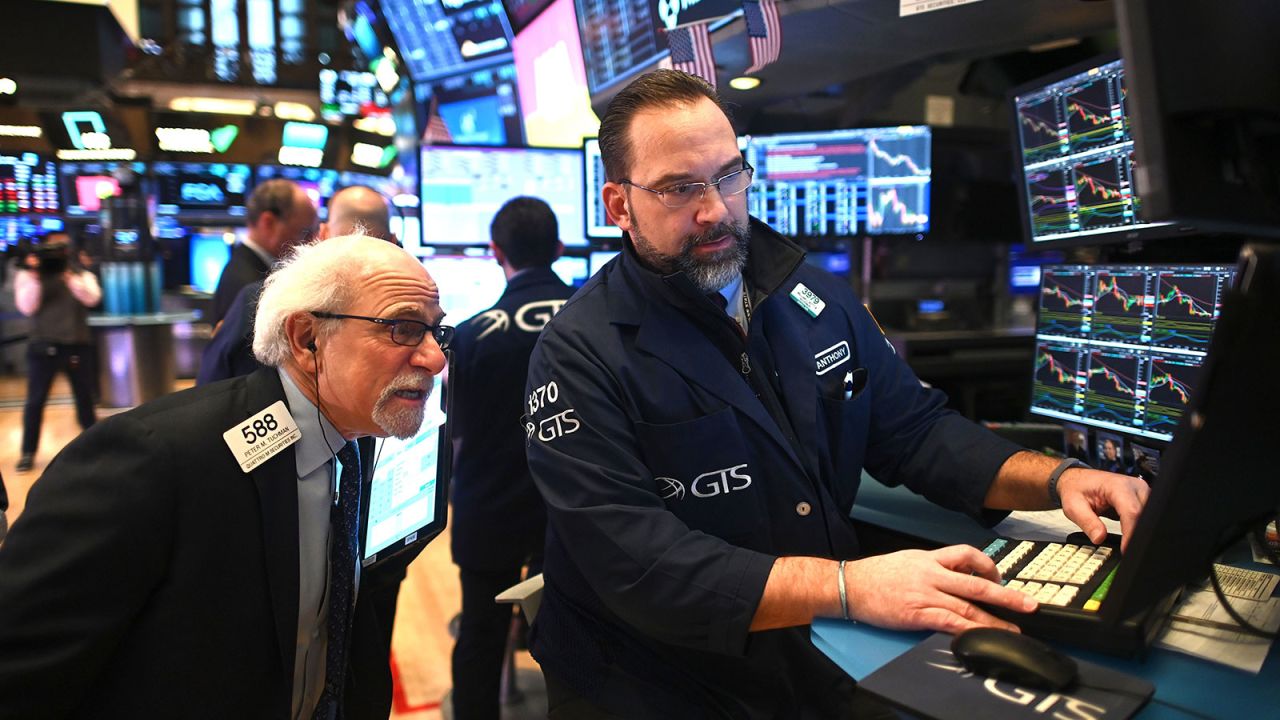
[981,538,1121,612]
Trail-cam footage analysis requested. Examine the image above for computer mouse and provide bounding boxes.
[950,627,1079,691]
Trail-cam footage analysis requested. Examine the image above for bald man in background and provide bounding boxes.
[198,185,398,385]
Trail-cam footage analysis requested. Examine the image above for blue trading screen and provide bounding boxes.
[744,126,931,237]
[1030,264,1236,441]
[1013,58,1171,244]
[381,0,514,83]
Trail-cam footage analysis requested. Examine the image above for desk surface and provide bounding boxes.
[833,478,1280,718]
[812,619,1280,719]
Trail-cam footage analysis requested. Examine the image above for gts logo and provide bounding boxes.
[656,463,752,501]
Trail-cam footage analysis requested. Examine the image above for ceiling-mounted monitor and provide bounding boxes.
[744,126,932,237]
[381,0,514,84]
[153,162,253,222]
[1011,56,1186,247]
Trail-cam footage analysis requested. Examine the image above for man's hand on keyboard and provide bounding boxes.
[1057,468,1150,553]
[844,545,1039,634]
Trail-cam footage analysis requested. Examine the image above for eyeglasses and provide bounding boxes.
[310,311,454,350]
[620,163,754,208]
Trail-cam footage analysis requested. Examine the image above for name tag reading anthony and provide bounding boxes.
[223,400,301,473]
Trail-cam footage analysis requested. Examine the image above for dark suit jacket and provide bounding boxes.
[0,368,418,719]
[449,267,575,571]
[197,279,265,386]
[212,243,271,325]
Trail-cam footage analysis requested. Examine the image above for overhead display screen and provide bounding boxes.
[153,162,253,220]
[431,64,524,146]
[0,153,59,215]
[1012,57,1173,245]
[382,0,515,83]
[511,0,600,148]
[58,161,147,217]
[573,0,668,94]
[420,145,586,246]
[745,126,932,237]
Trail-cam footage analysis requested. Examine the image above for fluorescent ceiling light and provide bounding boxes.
[169,97,258,115]
[729,76,762,91]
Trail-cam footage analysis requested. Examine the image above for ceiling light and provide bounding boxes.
[169,97,258,115]
[729,76,762,91]
[274,102,316,122]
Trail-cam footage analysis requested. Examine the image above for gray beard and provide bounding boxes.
[372,374,433,439]
[631,218,751,294]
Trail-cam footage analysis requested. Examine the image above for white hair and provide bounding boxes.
[252,234,392,366]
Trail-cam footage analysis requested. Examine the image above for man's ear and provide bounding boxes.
[602,182,633,233]
[490,241,507,267]
[284,312,320,373]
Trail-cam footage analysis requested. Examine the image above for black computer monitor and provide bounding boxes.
[1029,263,1236,443]
[1117,0,1280,238]
[1010,56,1186,247]
[418,145,586,247]
[1098,244,1280,648]
[744,126,932,238]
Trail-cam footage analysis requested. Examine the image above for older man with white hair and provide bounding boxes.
[0,235,450,720]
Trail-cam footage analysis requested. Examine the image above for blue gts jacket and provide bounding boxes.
[523,218,1021,718]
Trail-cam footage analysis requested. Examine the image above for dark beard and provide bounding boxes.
[632,219,752,294]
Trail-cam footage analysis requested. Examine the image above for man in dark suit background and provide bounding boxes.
[449,197,575,719]
[197,185,397,385]
[0,235,451,719]
[211,178,318,324]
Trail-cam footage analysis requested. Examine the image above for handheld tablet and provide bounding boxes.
[355,367,453,569]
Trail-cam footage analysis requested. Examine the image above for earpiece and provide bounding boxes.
[306,340,317,352]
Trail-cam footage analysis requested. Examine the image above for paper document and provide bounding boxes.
[1156,574,1280,673]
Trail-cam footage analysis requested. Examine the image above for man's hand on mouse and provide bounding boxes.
[1057,467,1150,552]
[843,546,1039,634]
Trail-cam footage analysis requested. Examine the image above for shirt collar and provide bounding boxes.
[241,237,277,267]
[715,273,742,314]
[278,367,346,478]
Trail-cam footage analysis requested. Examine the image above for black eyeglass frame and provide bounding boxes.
[619,163,755,208]
[310,311,455,349]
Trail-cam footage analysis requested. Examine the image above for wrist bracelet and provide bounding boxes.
[1047,457,1086,508]
[837,559,850,621]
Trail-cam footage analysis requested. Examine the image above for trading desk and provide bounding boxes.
[822,480,1280,718]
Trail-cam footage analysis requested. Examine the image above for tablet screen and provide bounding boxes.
[357,377,451,568]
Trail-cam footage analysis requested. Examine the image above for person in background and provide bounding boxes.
[15,233,100,472]
[211,178,318,325]
[449,197,575,720]
[521,70,1150,717]
[198,185,396,385]
[0,235,450,719]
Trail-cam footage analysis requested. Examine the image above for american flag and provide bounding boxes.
[743,0,782,74]
[667,23,717,88]
[422,93,453,145]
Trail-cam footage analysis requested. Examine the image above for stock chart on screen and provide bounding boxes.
[745,126,931,237]
[1013,58,1172,245]
[1030,264,1236,441]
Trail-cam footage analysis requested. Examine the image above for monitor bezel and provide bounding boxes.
[1007,53,1195,250]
